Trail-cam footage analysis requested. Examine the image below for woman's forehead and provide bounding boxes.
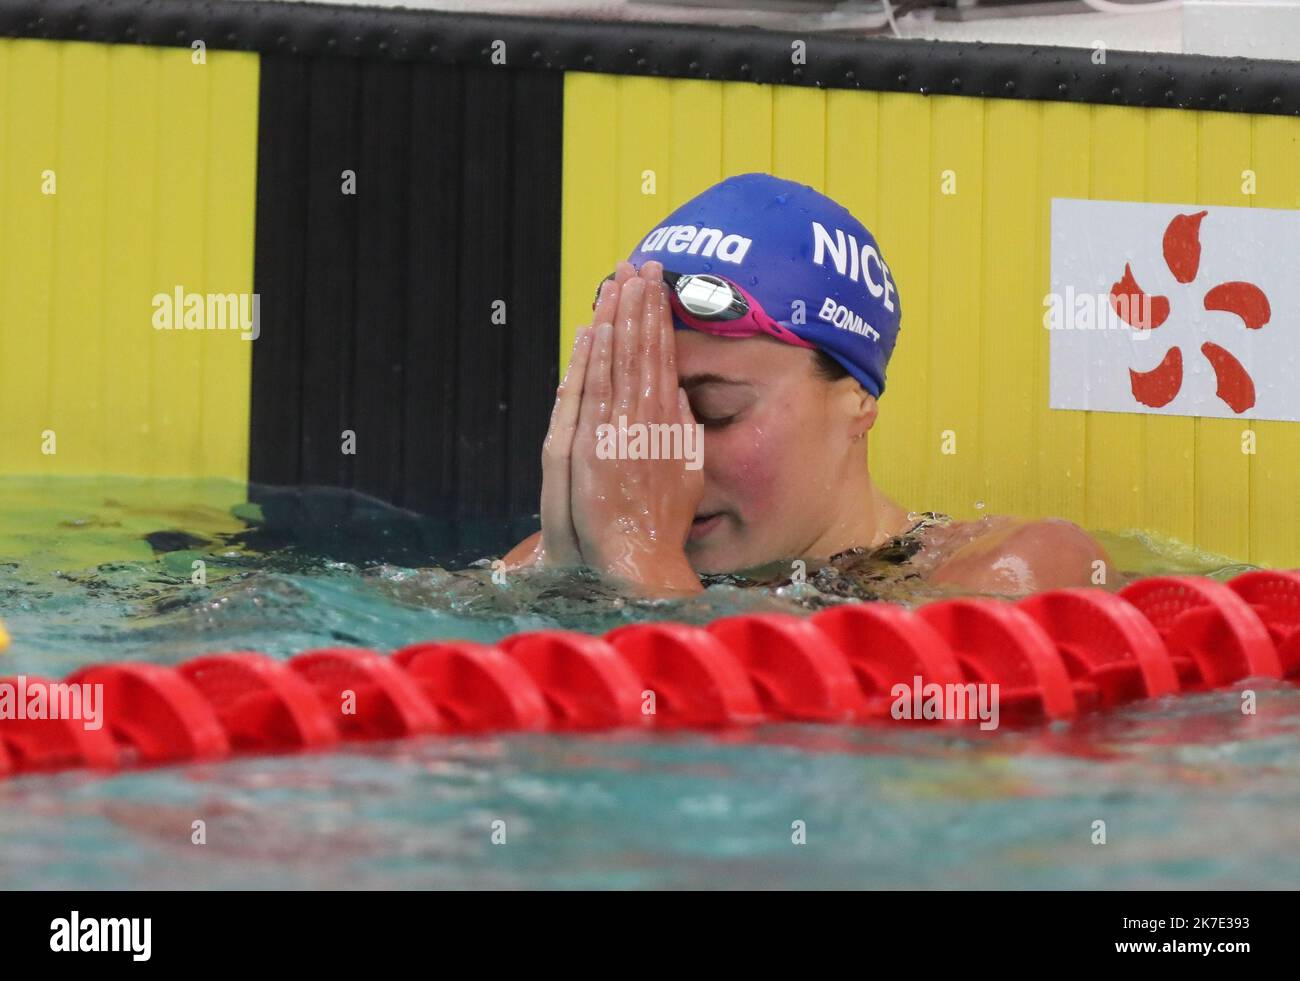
[676,331,811,383]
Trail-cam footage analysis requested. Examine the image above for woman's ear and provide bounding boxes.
[840,380,878,441]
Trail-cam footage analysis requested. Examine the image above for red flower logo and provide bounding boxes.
[1108,210,1271,414]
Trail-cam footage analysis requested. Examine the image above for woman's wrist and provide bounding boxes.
[596,544,702,597]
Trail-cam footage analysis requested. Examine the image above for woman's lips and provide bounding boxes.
[688,512,724,543]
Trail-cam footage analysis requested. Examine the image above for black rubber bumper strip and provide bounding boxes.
[1,0,1297,116]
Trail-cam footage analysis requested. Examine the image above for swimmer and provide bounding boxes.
[506,173,1108,597]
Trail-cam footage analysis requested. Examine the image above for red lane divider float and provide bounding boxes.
[65,663,229,765]
[1018,589,1178,708]
[498,631,645,730]
[392,641,550,732]
[1,569,1297,781]
[605,623,763,727]
[178,653,340,752]
[1119,576,1281,688]
[707,613,864,723]
[289,648,443,740]
[919,599,1077,721]
[810,603,963,719]
[1228,570,1300,677]
[0,675,121,773]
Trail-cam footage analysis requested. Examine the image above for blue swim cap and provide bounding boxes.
[626,173,901,397]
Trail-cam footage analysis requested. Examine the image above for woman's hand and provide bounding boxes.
[505,263,634,569]
[568,262,704,595]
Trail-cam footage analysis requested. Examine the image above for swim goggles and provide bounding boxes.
[593,270,814,349]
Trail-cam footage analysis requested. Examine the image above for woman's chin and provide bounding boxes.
[685,529,755,577]
[685,540,730,576]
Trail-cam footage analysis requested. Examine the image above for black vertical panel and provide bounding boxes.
[249,53,563,530]
[402,63,465,519]
[452,67,513,520]
[351,61,411,506]
[505,71,563,517]
[299,57,362,492]
[249,54,310,487]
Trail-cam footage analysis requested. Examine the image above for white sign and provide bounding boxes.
[1049,198,1300,422]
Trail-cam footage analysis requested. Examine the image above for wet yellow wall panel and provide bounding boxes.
[870,93,933,510]
[50,43,109,476]
[928,96,985,519]
[153,51,211,478]
[721,82,773,187]
[668,77,724,274]
[201,51,260,481]
[0,39,259,481]
[1249,116,1300,567]
[559,72,620,359]
[1034,101,1089,526]
[614,75,675,308]
[980,100,1042,522]
[772,84,825,191]
[0,40,59,474]
[102,44,160,477]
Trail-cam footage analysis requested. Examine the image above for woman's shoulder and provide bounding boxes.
[915,514,1109,595]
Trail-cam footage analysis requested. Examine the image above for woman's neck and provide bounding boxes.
[804,469,912,560]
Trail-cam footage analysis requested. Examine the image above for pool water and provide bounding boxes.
[2,475,1294,890]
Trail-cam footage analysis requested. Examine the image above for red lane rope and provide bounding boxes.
[1018,589,1178,708]
[1119,576,1281,687]
[1,570,1296,779]
[178,653,342,751]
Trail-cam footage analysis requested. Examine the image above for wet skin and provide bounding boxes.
[506,263,1110,597]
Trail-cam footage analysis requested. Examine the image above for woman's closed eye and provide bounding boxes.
[696,411,738,429]
[689,396,747,428]
[682,376,755,429]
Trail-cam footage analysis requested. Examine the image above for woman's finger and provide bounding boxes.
[677,385,696,428]
[577,321,615,440]
[658,273,680,416]
[539,327,594,565]
[592,279,616,327]
[593,262,631,327]
[588,261,635,337]
[639,271,664,416]
[611,276,645,420]
[546,325,594,451]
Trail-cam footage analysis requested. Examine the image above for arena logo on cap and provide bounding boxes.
[638,224,753,264]
[1051,199,1300,421]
